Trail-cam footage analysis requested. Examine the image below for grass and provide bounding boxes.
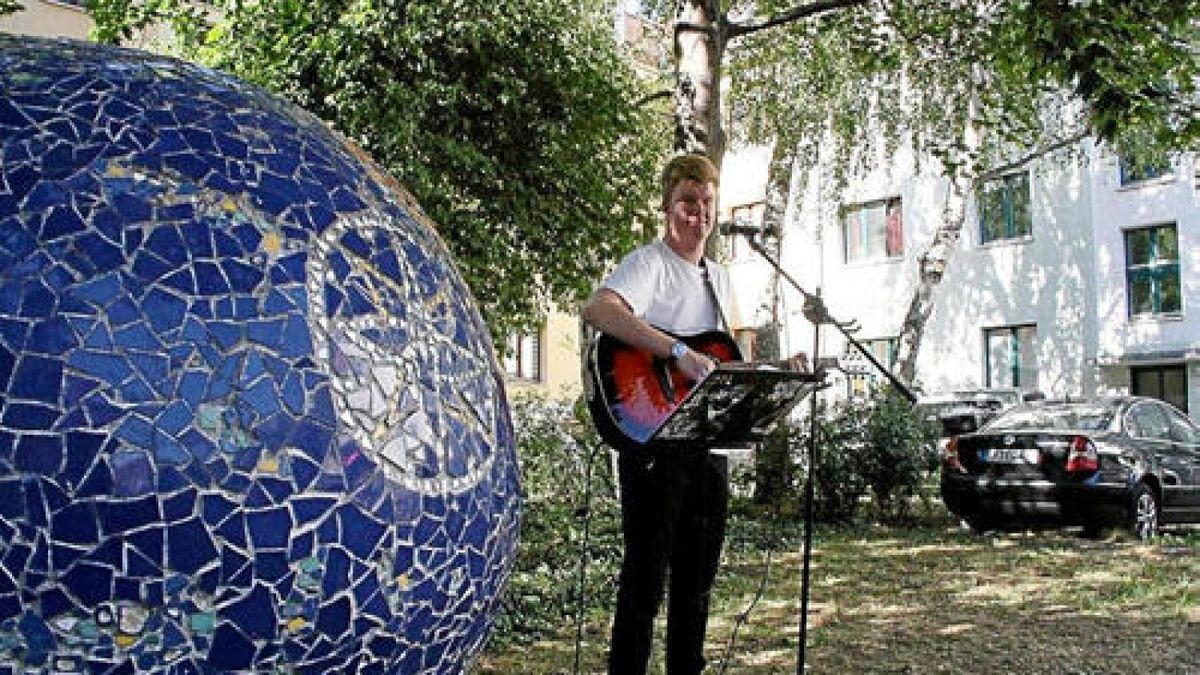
[475,515,1200,674]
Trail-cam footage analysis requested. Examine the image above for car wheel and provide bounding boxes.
[1128,483,1159,541]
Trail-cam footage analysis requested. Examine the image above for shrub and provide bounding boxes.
[810,401,873,523]
[737,401,869,524]
[858,387,940,523]
[748,418,799,514]
[738,386,937,525]
[490,394,622,645]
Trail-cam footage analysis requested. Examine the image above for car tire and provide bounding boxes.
[1127,483,1159,541]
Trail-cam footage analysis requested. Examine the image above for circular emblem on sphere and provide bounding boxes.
[0,35,520,673]
[308,215,497,493]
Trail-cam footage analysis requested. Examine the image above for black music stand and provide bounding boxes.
[648,365,823,447]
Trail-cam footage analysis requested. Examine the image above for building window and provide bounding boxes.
[727,201,766,262]
[842,197,902,263]
[1125,224,1181,317]
[979,171,1031,244]
[1131,365,1188,414]
[1119,153,1172,186]
[984,325,1038,392]
[861,337,898,370]
[844,337,897,399]
[504,331,542,382]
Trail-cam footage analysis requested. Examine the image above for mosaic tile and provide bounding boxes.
[0,34,521,673]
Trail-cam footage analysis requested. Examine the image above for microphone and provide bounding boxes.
[719,221,774,237]
[719,221,760,237]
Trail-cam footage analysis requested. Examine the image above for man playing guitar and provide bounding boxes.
[581,152,743,675]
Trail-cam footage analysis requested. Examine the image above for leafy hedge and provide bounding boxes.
[745,387,939,523]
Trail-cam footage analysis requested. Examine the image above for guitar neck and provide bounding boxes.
[717,359,802,373]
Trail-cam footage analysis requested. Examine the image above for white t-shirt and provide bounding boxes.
[603,239,739,335]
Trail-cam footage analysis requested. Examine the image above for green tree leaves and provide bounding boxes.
[90,0,670,339]
[726,0,1199,186]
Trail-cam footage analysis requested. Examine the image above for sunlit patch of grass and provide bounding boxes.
[479,522,1200,674]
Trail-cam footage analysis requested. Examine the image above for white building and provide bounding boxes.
[724,140,1199,419]
[0,0,91,39]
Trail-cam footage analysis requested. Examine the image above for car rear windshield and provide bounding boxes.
[987,405,1114,431]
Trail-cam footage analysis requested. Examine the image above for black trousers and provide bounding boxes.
[608,449,730,675]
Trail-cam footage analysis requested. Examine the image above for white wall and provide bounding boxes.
[1087,147,1200,412]
[726,138,1199,417]
[0,1,92,40]
[916,150,1097,399]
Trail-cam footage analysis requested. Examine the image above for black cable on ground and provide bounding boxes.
[717,545,774,675]
[573,438,607,675]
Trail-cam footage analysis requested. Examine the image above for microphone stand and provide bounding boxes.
[738,232,917,405]
[729,228,916,675]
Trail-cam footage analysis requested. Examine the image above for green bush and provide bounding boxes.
[737,386,938,525]
[491,394,622,645]
[858,387,940,523]
[736,401,869,524]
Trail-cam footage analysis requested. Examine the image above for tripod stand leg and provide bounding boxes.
[796,311,821,673]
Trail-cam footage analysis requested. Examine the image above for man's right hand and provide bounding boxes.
[676,346,717,382]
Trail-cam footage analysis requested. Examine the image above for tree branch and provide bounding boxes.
[675,20,719,38]
[976,130,1090,182]
[725,0,870,41]
[633,89,674,108]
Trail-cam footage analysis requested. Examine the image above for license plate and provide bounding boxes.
[983,448,1037,464]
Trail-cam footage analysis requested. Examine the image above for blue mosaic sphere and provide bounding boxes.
[0,35,521,672]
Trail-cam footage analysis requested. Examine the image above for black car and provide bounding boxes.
[941,396,1200,539]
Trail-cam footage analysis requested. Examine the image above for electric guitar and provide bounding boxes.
[585,329,744,452]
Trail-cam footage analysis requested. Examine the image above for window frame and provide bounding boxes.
[1118,153,1173,186]
[978,170,1032,245]
[503,330,543,382]
[861,337,898,371]
[727,201,766,263]
[1124,223,1182,318]
[846,337,899,399]
[983,324,1038,392]
[1130,364,1189,414]
[841,196,903,264]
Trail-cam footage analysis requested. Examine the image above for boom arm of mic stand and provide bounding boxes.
[743,235,917,404]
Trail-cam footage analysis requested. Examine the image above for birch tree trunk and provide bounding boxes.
[673,0,725,164]
[752,145,798,509]
[893,66,983,387]
[894,178,968,386]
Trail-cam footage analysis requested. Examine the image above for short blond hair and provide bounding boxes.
[660,153,719,210]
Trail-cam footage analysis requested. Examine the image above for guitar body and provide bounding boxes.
[585,329,743,452]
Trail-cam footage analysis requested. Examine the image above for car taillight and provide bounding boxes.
[1065,436,1098,472]
[943,436,963,471]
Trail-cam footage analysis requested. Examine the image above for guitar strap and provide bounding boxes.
[700,260,730,333]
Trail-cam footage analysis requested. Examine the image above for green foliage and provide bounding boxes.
[740,387,936,524]
[491,395,621,645]
[0,0,21,16]
[1015,0,1200,149]
[727,0,1200,189]
[89,0,670,339]
[808,402,872,524]
[749,417,797,512]
[858,386,939,522]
